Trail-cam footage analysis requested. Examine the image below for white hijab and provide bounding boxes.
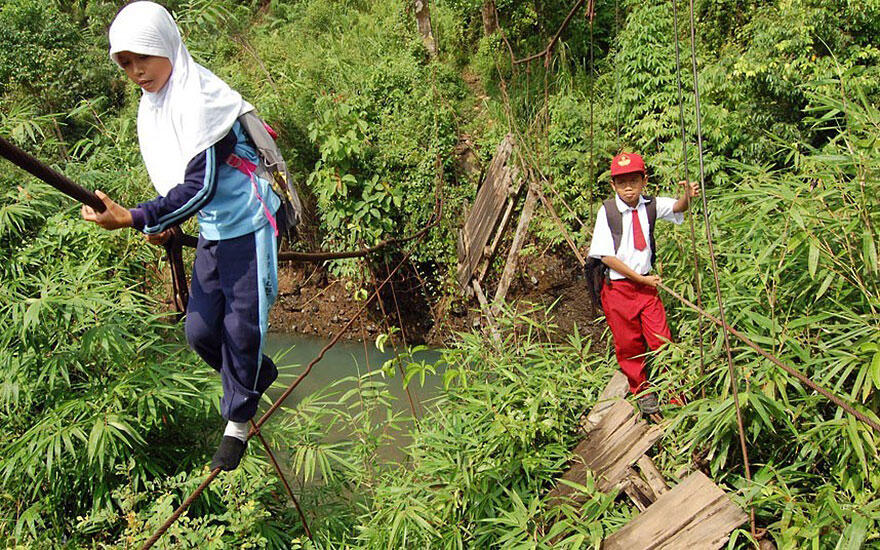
[108,1,253,196]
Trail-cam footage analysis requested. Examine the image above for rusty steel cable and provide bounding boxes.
[670,0,707,399]
[363,255,421,420]
[249,420,312,538]
[514,0,587,65]
[660,282,880,434]
[386,256,423,419]
[614,0,621,151]
[587,7,595,221]
[0,135,107,212]
[685,0,756,537]
[0,132,437,265]
[277,222,436,263]
[249,202,438,434]
[141,198,442,549]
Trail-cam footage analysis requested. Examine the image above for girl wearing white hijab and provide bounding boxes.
[82,1,281,471]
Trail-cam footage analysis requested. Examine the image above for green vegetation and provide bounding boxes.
[1,0,878,547]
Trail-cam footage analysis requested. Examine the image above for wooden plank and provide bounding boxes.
[475,163,522,284]
[547,400,660,504]
[622,467,656,509]
[581,400,636,447]
[457,135,517,289]
[637,455,669,496]
[475,196,515,282]
[583,371,630,432]
[472,280,501,344]
[589,418,657,473]
[603,471,747,550]
[492,185,538,313]
[657,498,748,549]
[592,423,663,493]
[579,414,641,469]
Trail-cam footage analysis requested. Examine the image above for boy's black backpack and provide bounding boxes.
[584,196,657,307]
[237,111,303,242]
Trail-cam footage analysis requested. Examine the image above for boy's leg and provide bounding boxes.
[640,289,674,405]
[601,280,650,394]
[185,237,224,372]
[216,223,279,423]
[640,288,672,352]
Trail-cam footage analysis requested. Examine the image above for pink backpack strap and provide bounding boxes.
[226,153,279,237]
[262,122,278,140]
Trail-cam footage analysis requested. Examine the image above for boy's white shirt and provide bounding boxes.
[108,1,254,196]
[588,194,683,280]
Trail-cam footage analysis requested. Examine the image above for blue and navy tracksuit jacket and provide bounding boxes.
[130,121,281,422]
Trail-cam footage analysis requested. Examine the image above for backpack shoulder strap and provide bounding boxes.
[237,111,303,233]
[603,198,623,253]
[644,195,658,265]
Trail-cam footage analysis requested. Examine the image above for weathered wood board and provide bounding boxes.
[581,370,629,433]
[492,184,538,313]
[603,471,747,550]
[547,399,663,505]
[548,374,746,549]
[457,134,520,290]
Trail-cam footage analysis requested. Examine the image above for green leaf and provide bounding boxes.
[87,419,104,463]
[808,242,819,278]
[863,232,878,273]
[871,352,880,391]
[815,272,834,299]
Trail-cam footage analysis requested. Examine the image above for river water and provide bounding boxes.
[262,332,445,461]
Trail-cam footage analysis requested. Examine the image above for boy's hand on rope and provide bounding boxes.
[145,229,173,246]
[673,181,701,212]
[679,180,700,198]
[81,190,133,230]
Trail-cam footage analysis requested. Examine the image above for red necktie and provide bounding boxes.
[632,208,647,251]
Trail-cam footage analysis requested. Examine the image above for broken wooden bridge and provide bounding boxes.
[547,371,748,548]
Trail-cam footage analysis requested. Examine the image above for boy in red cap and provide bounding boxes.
[588,152,699,414]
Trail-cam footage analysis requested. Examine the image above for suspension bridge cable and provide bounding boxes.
[684,0,756,535]
[670,0,707,398]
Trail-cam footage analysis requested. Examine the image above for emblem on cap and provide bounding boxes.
[618,154,631,166]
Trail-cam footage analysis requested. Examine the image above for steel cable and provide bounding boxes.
[684,0,757,537]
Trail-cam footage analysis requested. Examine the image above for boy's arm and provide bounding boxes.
[601,256,661,288]
[672,180,700,213]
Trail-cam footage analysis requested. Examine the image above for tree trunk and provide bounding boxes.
[414,1,437,57]
[482,0,498,35]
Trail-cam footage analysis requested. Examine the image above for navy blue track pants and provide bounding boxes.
[185,223,279,422]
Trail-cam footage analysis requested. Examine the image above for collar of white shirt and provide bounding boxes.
[614,194,650,213]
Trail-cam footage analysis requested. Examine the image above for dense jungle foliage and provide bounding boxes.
[1,0,878,547]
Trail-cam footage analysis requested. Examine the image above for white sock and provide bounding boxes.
[224,420,249,442]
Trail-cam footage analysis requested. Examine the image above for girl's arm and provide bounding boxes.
[82,130,236,233]
[130,129,236,235]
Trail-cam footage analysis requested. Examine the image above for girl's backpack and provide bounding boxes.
[237,111,303,242]
[584,196,657,307]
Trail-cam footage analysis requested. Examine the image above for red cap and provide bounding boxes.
[610,152,646,177]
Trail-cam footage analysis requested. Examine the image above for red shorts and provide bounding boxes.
[601,278,672,394]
